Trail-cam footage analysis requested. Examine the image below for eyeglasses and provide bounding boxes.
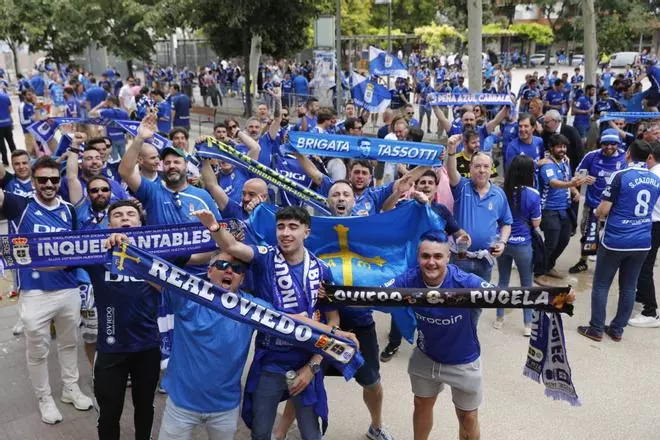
[35,176,61,185]
[89,187,111,194]
[210,259,245,273]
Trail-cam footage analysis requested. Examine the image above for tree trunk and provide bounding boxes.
[126,59,134,79]
[249,34,262,111]
[243,29,252,117]
[9,42,20,79]
[583,0,597,96]
[467,0,483,92]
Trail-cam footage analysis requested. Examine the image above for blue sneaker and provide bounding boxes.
[366,425,394,440]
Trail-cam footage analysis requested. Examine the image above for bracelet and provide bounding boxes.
[68,147,81,154]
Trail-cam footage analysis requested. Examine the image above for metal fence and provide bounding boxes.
[153,39,219,69]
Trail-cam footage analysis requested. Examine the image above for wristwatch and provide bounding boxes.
[307,361,321,374]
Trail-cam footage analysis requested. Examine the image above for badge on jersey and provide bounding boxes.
[257,246,268,255]
[546,169,555,177]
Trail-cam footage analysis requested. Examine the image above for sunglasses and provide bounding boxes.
[35,176,61,185]
[89,187,111,194]
[210,259,245,273]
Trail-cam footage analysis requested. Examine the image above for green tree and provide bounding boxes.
[0,0,29,77]
[414,24,464,56]
[370,0,439,34]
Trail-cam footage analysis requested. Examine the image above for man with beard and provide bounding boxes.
[119,112,221,226]
[535,134,587,285]
[60,139,128,204]
[200,158,269,221]
[505,114,545,168]
[456,130,498,178]
[0,157,93,424]
[432,104,509,146]
[569,129,626,274]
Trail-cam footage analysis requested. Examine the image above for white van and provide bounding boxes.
[609,52,639,68]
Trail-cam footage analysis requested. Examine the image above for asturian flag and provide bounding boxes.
[350,73,391,113]
[369,46,408,78]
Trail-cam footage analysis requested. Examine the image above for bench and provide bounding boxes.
[190,106,217,134]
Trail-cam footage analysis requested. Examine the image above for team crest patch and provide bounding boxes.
[61,211,68,222]
[257,246,268,255]
[364,83,374,104]
[616,162,621,169]
[12,237,31,265]
[188,203,195,213]
[384,54,393,68]
[488,201,493,210]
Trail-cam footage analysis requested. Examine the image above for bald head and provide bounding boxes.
[241,178,269,210]
[138,144,160,174]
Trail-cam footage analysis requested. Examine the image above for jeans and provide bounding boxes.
[590,246,648,336]
[540,209,572,274]
[94,348,161,440]
[418,106,432,131]
[635,222,660,316]
[450,256,494,328]
[158,398,238,440]
[20,288,81,398]
[251,371,321,440]
[111,139,126,162]
[387,318,402,348]
[0,125,17,165]
[496,243,534,324]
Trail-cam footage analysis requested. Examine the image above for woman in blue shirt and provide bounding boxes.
[493,155,542,335]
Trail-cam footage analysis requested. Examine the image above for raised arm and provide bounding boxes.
[444,135,462,187]
[485,105,510,133]
[192,209,254,262]
[432,106,451,133]
[66,132,87,204]
[292,152,325,186]
[267,87,282,140]
[200,159,229,210]
[119,111,157,192]
[88,99,107,118]
[235,130,261,162]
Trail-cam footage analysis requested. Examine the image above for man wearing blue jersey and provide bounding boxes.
[578,141,660,341]
[535,134,586,285]
[569,130,626,274]
[571,84,595,140]
[195,206,356,440]
[0,157,93,424]
[504,114,545,168]
[119,112,221,226]
[169,84,191,130]
[386,231,488,440]
[85,77,108,110]
[0,89,16,166]
[88,97,130,162]
[151,89,173,135]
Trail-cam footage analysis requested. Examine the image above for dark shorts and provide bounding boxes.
[345,322,381,387]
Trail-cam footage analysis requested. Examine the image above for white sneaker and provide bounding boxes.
[12,319,24,335]
[38,395,63,424]
[61,383,93,410]
[628,314,660,328]
[492,317,504,329]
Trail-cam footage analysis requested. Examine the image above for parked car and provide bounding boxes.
[529,53,556,66]
[570,54,584,66]
[609,52,639,68]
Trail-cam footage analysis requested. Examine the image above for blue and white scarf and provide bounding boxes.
[285,131,443,166]
[597,112,659,124]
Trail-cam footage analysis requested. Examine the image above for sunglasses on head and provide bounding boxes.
[35,176,61,185]
[210,259,245,273]
[89,187,111,194]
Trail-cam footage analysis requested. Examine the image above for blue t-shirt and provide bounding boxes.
[171,93,190,128]
[220,198,249,221]
[19,102,34,131]
[59,175,128,205]
[507,187,541,246]
[74,198,110,230]
[0,194,79,291]
[248,245,334,373]
[163,288,267,412]
[85,86,108,108]
[451,177,513,251]
[134,177,222,225]
[65,98,80,118]
[601,164,660,251]
[416,83,434,107]
[0,93,12,128]
[539,159,572,210]
[218,167,249,204]
[29,75,45,96]
[544,89,567,115]
[389,265,487,364]
[85,264,160,353]
[1,177,33,197]
[573,96,592,128]
[505,136,545,168]
[156,100,173,133]
[318,175,394,216]
[292,75,309,95]
[99,108,130,142]
[576,148,627,208]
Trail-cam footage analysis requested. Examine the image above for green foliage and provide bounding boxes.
[414,24,464,55]
[509,23,554,45]
[98,0,162,62]
[370,0,438,33]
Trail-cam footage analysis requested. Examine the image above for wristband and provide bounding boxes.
[68,147,82,154]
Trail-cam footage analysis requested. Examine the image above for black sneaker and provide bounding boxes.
[577,325,602,342]
[569,261,588,274]
[604,325,622,342]
[379,344,399,362]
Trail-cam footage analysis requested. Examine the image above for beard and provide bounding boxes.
[91,197,110,212]
[164,170,186,186]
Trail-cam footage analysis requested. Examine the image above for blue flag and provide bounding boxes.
[369,46,408,78]
[248,201,445,286]
[350,78,392,113]
[286,131,443,166]
[113,120,172,150]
